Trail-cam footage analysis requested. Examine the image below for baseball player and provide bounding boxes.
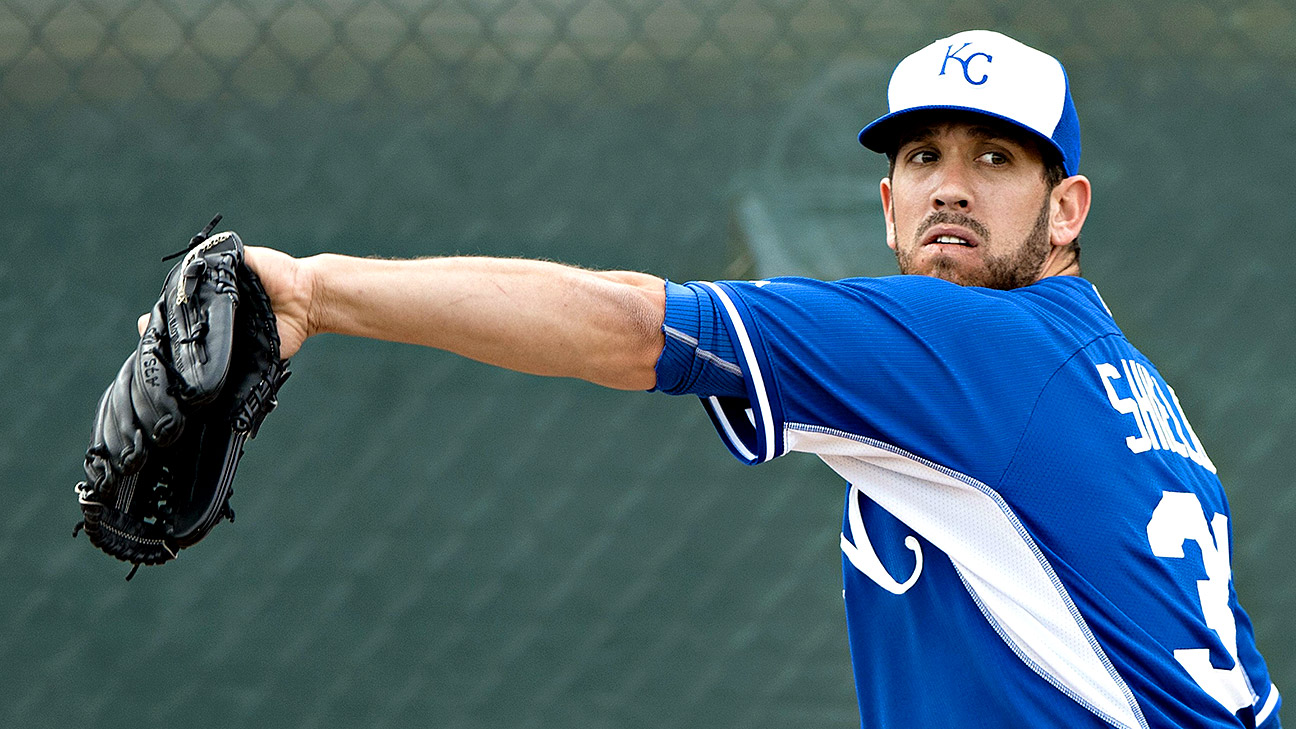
[235,30,1281,728]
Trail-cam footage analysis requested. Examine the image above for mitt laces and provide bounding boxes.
[174,319,209,345]
[161,213,223,262]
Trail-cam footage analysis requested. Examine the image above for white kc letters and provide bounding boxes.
[841,483,923,594]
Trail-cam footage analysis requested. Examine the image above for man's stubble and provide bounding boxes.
[893,195,1051,290]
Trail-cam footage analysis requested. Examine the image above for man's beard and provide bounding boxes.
[894,197,1051,290]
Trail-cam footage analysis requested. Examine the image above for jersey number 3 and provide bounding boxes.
[1146,491,1255,714]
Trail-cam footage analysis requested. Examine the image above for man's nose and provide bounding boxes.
[931,165,972,210]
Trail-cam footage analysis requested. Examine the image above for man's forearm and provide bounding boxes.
[304,254,667,390]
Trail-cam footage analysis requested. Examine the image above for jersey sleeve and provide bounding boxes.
[652,280,748,400]
[652,279,785,464]
[660,275,1087,476]
[1233,590,1283,727]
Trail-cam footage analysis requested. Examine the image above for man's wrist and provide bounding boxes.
[298,252,333,341]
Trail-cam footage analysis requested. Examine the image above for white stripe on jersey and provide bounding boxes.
[701,282,776,462]
[1256,682,1280,725]
[706,396,758,462]
[787,425,1149,729]
[664,325,744,376]
[662,324,700,347]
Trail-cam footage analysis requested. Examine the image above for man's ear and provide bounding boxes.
[880,177,898,251]
[1050,174,1091,247]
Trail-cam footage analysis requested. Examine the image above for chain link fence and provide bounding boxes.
[2,1,1293,727]
[3,0,1295,112]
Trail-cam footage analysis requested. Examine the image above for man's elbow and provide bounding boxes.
[589,283,665,391]
[603,338,663,391]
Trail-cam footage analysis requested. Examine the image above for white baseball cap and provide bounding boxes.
[859,30,1081,177]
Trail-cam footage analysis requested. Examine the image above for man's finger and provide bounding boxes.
[137,313,148,336]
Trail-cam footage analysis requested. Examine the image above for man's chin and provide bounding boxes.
[898,256,986,287]
[896,252,1041,291]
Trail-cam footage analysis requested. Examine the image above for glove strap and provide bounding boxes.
[161,213,223,262]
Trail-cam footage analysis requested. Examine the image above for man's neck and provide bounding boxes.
[1037,247,1082,281]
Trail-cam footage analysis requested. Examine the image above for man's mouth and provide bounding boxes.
[929,234,975,247]
[915,212,989,249]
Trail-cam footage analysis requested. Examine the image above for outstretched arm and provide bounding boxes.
[243,247,667,391]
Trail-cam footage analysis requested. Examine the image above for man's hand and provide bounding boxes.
[139,245,314,360]
[240,246,313,359]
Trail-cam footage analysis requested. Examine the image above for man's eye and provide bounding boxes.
[979,151,1008,165]
[911,150,938,164]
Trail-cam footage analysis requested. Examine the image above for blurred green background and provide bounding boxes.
[2,0,1292,726]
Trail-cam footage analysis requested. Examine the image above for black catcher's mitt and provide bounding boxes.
[75,216,290,579]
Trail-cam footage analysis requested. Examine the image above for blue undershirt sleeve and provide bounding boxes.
[651,280,747,398]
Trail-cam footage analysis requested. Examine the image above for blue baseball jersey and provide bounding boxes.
[653,274,1281,728]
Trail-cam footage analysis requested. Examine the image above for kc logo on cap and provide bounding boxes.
[941,42,993,85]
[859,30,1081,177]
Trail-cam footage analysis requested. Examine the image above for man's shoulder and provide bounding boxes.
[832,271,1098,302]
[712,273,1120,365]
[1013,275,1124,341]
[749,273,1113,327]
